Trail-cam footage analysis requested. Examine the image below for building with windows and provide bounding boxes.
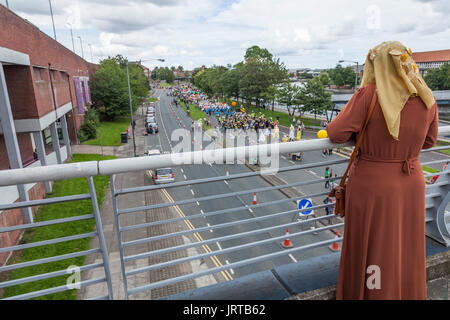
[412,49,450,76]
[0,4,95,263]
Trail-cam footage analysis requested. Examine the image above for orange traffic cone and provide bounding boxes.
[328,231,341,252]
[281,228,293,248]
[226,168,229,177]
[252,192,257,205]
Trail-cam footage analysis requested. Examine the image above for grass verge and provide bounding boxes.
[423,165,440,174]
[177,99,212,131]
[83,117,130,147]
[435,140,450,155]
[159,82,174,88]
[1,154,116,300]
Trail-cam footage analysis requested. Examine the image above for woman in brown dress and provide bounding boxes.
[327,41,439,300]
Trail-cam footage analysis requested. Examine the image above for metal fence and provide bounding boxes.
[0,176,113,300]
[1,127,450,299]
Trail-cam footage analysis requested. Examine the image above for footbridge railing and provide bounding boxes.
[0,126,449,300]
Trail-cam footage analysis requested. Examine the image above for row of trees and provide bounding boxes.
[424,63,450,91]
[192,45,333,120]
[151,66,176,83]
[90,54,150,121]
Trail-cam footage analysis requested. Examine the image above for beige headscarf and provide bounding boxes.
[360,41,436,140]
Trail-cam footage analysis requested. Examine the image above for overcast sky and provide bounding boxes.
[4,0,449,70]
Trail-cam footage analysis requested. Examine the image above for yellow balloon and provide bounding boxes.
[317,130,328,139]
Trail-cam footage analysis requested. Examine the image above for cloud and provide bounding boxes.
[5,0,450,69]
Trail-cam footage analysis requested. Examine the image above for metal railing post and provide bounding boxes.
[87,176,114,300]
[109,174,130,299]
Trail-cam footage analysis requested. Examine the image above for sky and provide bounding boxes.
[3,0,450,71]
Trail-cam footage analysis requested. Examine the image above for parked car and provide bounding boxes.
[146,116,155,123]
[147,122,158,134]
[153,168,175,184]
[145,149,161,156]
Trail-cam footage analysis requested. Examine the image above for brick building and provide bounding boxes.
[0,5,96,264]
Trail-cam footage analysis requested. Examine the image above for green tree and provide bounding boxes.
[153,67,175,83]
[276,82,301,117]
[328,64,356,87]
[90,55,149,120]
[239,45,288,108]
[221,63,243,102]
[297,78,333,120]
[424,63,450,90]
[318,71,330,86]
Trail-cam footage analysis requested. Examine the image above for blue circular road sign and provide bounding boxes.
[298,198,313,216]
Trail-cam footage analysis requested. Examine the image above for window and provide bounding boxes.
[33,67,42,81]
[51,70,59,81]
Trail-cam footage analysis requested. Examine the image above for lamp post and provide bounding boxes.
[67,22,75,52]
[78,36,84,59]
[126,58,165,157]
[5,0,9,9]
[48,0,57,40]
[339,60,359,92]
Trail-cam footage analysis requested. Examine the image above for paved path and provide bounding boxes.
[71,144,116,156]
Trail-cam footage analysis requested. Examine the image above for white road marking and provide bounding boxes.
[225,260,235,274]
[196,201,200,206]
[307,170,322,178]
[216,242,222,250]
[248,208,253,213]
[191,189,195,195]
[200,209,204,214]
[281,156,287,160]
[207,223,213,232]
[289,254,298,263]
[289,161,296,165]
[181,168,184,173]
[224,180,229,185]
[183,174,187,179]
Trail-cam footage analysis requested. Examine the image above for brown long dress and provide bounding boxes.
[327,84,439,300]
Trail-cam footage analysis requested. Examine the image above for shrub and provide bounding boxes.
[78,108,99,142]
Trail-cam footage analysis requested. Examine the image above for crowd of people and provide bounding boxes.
[168,84,306,144]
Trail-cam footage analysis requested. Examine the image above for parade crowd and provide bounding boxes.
[169,84,306,144]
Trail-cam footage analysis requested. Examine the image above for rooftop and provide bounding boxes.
[412,49,450,63]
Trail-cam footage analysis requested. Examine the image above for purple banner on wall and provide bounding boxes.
[73,77,85,115]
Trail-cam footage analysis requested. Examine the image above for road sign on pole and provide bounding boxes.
[297,198,314,216]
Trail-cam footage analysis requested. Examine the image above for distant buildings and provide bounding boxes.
[412,49,450,76]
[288,68,324,81]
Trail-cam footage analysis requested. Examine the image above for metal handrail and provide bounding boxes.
[0,125,448,186]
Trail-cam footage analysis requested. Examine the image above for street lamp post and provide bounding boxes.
[67,22,75,52]
[48,0,57,40]
[339,60,359,92]
[78,36,84,59]
[126,58,165,157]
